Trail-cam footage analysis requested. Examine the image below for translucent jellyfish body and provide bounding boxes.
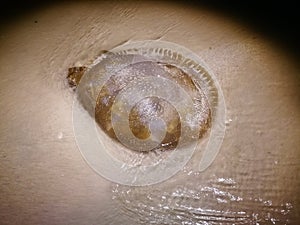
[72,40,226,186]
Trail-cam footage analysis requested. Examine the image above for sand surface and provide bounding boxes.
[0,1,299,224]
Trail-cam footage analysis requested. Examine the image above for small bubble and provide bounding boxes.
[285,202,293,209]
[270,218,277,224]
[225,118,232,125]
[57,132,63,139]
[264,200,273,206]
[256,130,262,135]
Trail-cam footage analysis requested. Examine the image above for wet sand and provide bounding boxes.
[0,1,299,224]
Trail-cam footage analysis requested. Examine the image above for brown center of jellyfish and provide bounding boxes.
[128,96,181,149]
[94,62,211,152]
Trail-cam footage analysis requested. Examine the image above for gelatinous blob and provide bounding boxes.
[72,40,226,185]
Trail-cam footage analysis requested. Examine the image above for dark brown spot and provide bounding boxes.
[66,66,87,89]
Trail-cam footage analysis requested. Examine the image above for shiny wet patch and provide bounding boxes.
[112,176,293,224]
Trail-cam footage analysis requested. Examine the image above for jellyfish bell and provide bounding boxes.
[72,40,226,186]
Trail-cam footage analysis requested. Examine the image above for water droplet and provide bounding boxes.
[225,118,232,126]
[57,132,63,139]
[256,130,262,135]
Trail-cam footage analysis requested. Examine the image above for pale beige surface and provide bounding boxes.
[0,1,299,224]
